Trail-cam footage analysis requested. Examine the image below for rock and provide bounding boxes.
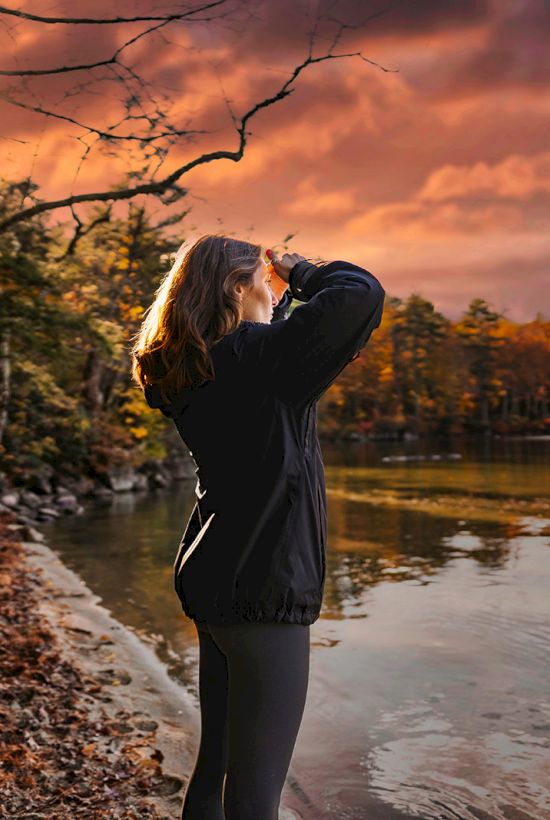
[36,506,61,520]
[90,485,115,499]
[23,525,45,543]
[1,492,20,508]
[50,475,94,498]
[134,719,159,733]
[132,473,149,491]
[137,458,176,489]
[139,458,172,477]
[165,457,195,480]
[106,467,138,493]
[16,513,39,526]
[20,490,43,509]
[54,492,79,511]
[152,471,169,488]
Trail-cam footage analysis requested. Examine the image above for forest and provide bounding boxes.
[1,182,548,488]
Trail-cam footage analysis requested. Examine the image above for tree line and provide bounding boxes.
[1,193,548,485]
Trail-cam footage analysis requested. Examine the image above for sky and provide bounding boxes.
[1,0,549,322]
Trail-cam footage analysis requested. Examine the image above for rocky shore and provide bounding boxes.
[0,456,203,819]
[0,456,197,534]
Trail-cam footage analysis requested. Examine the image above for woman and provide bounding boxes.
[131,234,385,819]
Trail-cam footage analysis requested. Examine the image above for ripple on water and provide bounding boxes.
[362,722,550,819]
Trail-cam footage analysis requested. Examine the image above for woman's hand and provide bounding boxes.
[266,249,307,285]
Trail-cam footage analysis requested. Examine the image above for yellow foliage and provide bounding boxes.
[126,305,144,322]
[130,426,149,439]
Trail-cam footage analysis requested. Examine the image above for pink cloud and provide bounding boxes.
[418,152,550,201]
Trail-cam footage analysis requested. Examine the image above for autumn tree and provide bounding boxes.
[0,179,97,471]
[318,296,399,438]
[493,315,550,432]
[44,204,183,476]
[455,298,503,432]
[390,294,450,431]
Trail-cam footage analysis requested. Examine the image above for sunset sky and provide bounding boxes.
[1,0,548,322]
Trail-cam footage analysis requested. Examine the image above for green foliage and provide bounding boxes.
[0,184,180,479]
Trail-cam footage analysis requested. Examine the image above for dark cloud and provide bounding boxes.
[400,0,550,97]
[185,0,492,69]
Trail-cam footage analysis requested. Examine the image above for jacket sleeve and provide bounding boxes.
[242,259,385,407]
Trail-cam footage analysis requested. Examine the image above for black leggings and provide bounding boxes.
[180,619,310,820]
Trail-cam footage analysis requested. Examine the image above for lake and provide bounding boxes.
[42,435,550,819]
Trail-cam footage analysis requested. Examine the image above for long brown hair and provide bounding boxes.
[130,233,261,405]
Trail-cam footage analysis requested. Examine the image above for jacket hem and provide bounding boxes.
[180,598,321,626]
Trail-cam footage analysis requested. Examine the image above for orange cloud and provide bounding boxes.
[345,200,525,240]
[418,152,550,201]
[282,175,357,217]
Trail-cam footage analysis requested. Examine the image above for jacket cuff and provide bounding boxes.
[288,260,320,302]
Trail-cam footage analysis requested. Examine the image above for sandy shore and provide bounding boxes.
[20,536,200,817]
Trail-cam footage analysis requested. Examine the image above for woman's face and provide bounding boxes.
[238,256,279,324]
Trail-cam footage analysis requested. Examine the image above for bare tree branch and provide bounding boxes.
[0,0,228,76]
[322,8,392,55]
[54,204,113,260]
[0,4,213,25]
[0,93,215,144]
[0,47,398,233]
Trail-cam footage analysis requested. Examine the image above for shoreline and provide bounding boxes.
[21,536,201,817]
[0,507,200,818]
[2,515,307,818]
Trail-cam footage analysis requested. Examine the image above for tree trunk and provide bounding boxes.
[102,365,121,410]
[0,327,10,446]
[81,348,103,414]
[501,389,509,420]
[480,394,490,427]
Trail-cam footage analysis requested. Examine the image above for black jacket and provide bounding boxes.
[144,258,385,625]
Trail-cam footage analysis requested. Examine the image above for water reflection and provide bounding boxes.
[321,495,524,617]
[42,436,550,819]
